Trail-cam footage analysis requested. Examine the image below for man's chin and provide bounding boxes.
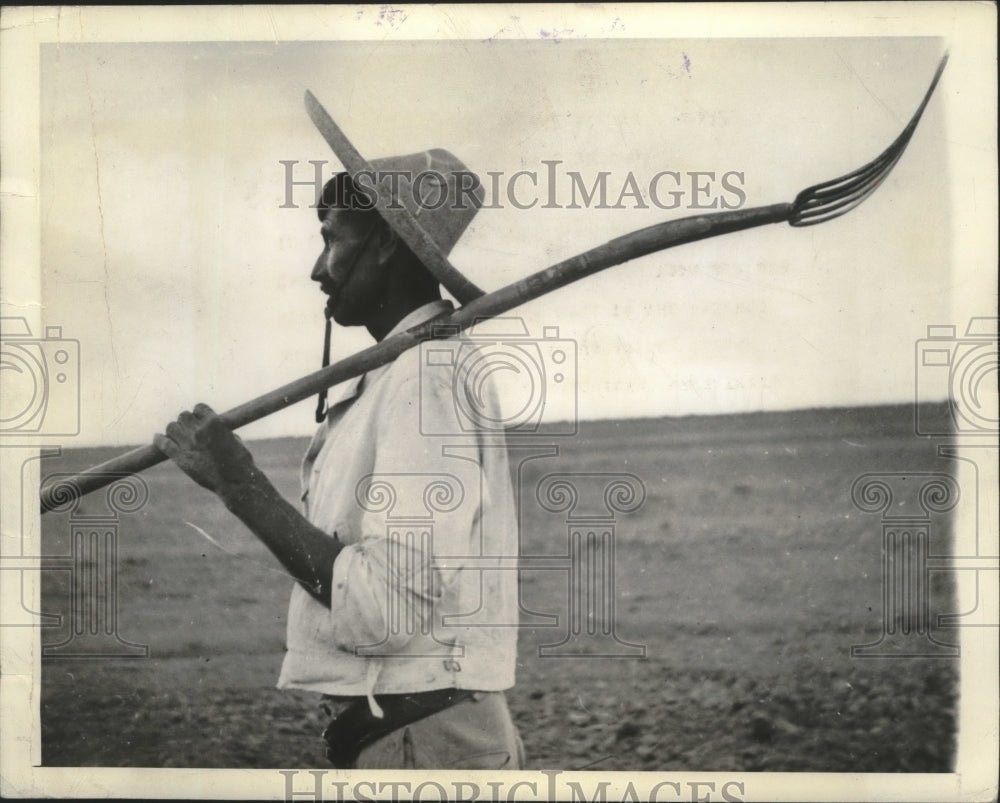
[329,303,357,327]
[325,296,349,323]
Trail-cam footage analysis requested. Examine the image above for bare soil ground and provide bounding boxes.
[38,404,959,771]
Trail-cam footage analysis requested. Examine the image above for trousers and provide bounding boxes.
[353,691,525,770]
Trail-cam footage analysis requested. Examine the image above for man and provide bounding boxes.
[155,149,524,769]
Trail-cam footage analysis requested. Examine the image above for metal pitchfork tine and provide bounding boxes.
[38,54,949,514]
[791,53,949,226]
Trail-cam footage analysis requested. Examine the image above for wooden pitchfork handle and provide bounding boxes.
[39,55,948,514]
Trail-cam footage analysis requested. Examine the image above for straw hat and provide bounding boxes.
[305,91,486,305]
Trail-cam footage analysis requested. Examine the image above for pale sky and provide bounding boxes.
[23,33,982,445]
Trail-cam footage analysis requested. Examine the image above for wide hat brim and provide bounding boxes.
[304,90,486,306]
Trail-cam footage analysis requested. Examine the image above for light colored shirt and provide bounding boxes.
[277,300,519,709]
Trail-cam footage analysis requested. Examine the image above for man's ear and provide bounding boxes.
[373,223,399,267]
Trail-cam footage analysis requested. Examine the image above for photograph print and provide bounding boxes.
[1,5,997,802]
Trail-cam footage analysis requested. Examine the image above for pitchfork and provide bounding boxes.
[38,54,949,513]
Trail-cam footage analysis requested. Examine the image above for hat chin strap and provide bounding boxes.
[314,309,334,423]
[313,219,379,423]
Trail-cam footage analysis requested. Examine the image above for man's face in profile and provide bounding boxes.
[311,207,387,327]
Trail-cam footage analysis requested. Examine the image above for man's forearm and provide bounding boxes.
[218,471,342,607]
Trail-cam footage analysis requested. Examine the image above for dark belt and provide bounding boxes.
[321,688,476,768]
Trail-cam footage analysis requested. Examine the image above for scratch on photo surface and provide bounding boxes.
[264,5,278,42]
[0,189,36,198]
[184,520,296,583]
[836,52,894,120]
[576,753,614,770]
[108,375,146,427]
[483,16,523,43]
[0,6,61,30]
[1,300,44,309]
[79,28,119,378]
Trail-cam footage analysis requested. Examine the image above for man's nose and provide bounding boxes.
[311,251,330,282]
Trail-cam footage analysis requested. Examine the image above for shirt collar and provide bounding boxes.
[364,299,454,387]
[383,298,455,340]
[322,299,455,415]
